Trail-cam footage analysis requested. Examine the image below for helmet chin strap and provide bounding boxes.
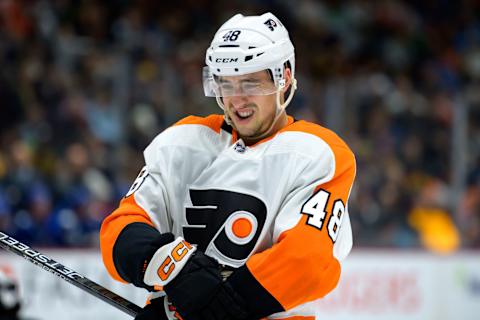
[216,78,297,141]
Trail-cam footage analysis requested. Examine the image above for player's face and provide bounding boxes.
[222,70,278,141]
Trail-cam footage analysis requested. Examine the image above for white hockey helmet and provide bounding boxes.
[203,12,296,102]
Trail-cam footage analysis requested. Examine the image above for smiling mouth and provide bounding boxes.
[235,109,254,120]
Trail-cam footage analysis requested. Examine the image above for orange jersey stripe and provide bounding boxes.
[246,121,356,311]
[173,114,241,143]
[100,195,155,282]
[173,114,225,133]
[269,317,315,320]
[284,119,352,151]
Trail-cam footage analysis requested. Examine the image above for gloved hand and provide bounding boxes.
[164,251,251,320]
[113,223,196,291]
[143,237,196,288]
[134,296,169,320]
[112,223,177,290]
[114,223,252,319]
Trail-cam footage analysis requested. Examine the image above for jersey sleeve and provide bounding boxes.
[100,115,226,284]
[99,164,172,283]
[227,136,356,317]
[100,123,182,284]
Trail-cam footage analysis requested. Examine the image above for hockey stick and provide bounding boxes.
[0,231,141,317]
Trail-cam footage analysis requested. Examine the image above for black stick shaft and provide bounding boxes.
[0,231,141,317]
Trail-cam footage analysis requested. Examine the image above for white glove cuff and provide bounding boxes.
[143,237,196,287]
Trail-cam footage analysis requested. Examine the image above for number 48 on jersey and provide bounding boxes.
[301,189,345,243]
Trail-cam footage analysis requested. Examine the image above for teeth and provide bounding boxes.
[238,110,253,118]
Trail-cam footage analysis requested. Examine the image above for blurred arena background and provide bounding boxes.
[0,0,479,319]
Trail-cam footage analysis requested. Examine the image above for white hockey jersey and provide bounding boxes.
[101,115,356,319]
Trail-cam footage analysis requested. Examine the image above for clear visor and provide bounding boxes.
[203,66,278,97]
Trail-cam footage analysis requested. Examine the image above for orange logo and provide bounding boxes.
[157,240,193,281]
[232,217,253,239]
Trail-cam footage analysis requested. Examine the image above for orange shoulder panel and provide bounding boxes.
[100,195,155,283]
[285,120,352,153]
[173,114,225,134]
[246,121,356,311]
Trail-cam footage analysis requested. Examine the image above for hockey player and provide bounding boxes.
[100,12,356,320]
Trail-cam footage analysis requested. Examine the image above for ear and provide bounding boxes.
[282,68,292,94]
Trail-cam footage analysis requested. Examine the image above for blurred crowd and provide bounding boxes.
[0,0,479,251]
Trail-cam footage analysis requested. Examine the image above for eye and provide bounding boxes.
[220,83,234,92]
[242,81,261,92]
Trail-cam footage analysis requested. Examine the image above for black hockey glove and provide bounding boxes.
[134,296,169,320]
[164,251,251,320]
[113,222,175,290]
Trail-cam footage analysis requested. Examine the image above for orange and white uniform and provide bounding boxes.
[101,114,356,319]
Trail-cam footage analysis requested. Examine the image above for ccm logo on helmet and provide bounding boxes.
[215,58,239,63]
